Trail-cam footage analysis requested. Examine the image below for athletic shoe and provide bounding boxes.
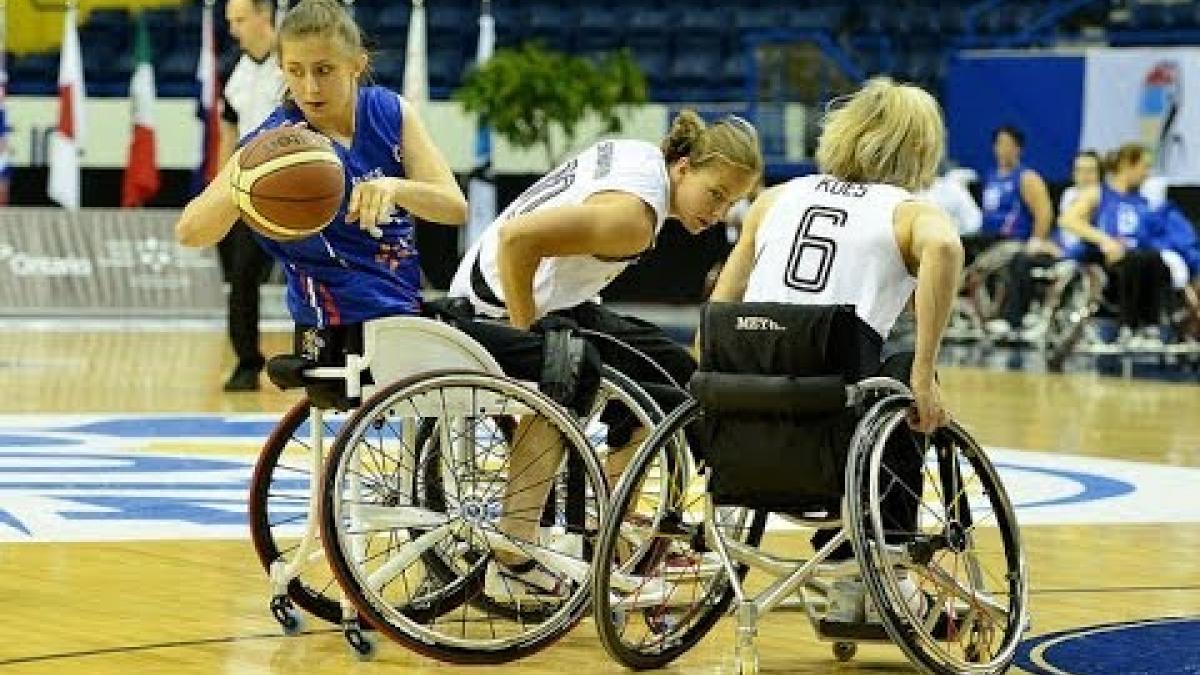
[984,319,1014,338]
[484,558,570,604]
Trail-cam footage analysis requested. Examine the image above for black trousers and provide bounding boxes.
[1003,252,1057,326]
[446,301,695,439]
[218,221,274,370]
[1108,250,1172,329]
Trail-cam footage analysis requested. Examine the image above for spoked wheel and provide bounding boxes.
[320,370,608,664]
[847,397,1028,675]
[416,366,672,624]
[593,400,767,671]
[1045,265,1098,371]
[248,398,349,626]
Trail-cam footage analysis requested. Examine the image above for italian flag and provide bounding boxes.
[121,14,159,207]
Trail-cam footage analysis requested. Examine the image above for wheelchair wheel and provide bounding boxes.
[1045,265,1098,371]
[320,370,608,664]
[593,400,768,671]
[415,366,670,624]
[247,398,348,627]
[847,397,1028,675]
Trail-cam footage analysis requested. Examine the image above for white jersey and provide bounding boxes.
[744,174,917,339]
[450,139,670,318]
[223,53,285,140]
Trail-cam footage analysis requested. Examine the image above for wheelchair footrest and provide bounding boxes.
[267,355,316,391]
[817,619,891,642]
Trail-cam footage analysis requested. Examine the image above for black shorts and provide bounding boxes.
[437,300,695,442]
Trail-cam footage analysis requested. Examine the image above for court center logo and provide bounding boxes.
[0,416,1198,542]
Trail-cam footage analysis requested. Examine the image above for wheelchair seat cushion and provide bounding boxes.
[693,302,885,509]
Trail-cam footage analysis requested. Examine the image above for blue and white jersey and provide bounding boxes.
[981,164,1034,240]
[1095,184,1152,250]
[243,86,420,327]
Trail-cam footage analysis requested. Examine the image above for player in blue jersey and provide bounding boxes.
[1061,143,1173,347]
[977,125,1057,339]
[176,0,467,375]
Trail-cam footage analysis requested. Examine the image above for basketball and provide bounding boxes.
[231,126,345,241]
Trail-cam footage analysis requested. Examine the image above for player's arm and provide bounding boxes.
[1059,185,1125,263]
[708,185,782,304]
[347,99,468,230]
[1020,169,1054,241]
[897,201,964,432]
[497,192,655,330]
[176,152,242,248]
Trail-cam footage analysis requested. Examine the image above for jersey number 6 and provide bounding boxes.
[784,206,847,293]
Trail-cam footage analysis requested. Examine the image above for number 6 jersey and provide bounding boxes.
[744,174,918,339]
[449,139,670,319]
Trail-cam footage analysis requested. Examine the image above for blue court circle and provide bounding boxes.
[1017,617,1200,675]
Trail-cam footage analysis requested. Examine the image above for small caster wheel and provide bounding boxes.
[270,595,304,636]
[833,641,857,662]
[965,642,983,663]
[343,620,376,661]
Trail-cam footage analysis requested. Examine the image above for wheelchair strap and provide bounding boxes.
[540,326,586,408]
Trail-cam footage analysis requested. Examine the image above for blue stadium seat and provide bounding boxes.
[733,7,781,32]
[376,4,409,33]
[576,7,623,51]
[8,53,59,95]
[630,47,670,87]
[669,51,723,85]
[158,50,198,83]
[783,6,843,31]
[426,2,470,43]
[428,45,465,90]
[370,50,404,89]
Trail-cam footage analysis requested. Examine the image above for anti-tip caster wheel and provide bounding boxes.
[270,595,304,636]
[735,641,759,675]
[343,620,377,661]
[833,641,857,662]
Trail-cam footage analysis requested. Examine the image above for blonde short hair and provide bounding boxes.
[815,77,944,192]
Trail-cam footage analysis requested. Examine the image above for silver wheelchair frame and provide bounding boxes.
[592,375,1030,675]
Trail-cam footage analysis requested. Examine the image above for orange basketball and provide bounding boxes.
[232,127,345,241]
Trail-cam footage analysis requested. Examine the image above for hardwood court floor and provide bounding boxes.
[1,328,1198,674]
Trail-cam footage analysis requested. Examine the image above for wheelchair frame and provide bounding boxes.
[248,314,677,662]
[592,376,1029,675]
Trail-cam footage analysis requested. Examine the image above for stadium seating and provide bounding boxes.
[6,0,1198,102]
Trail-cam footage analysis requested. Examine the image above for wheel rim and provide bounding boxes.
[851,405,1027,673]
[323,372,606,657]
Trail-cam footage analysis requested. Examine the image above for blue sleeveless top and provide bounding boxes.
[244,86,421,327]
[1095,184,1152,249]
[980,165,1033,240]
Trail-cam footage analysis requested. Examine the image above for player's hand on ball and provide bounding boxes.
[347,177,402,238]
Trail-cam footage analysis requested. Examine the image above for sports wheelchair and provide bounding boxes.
[591,302,1029,675]
[247,308,678,663]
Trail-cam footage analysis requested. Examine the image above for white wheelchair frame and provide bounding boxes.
[254,314,667,661]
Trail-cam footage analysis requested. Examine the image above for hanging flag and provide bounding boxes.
[47,5,87,210]
[464,1,496,251]
[121,14,160,208]
[0,48,11,206]
[191,0,222,195]
[403,0,428,109]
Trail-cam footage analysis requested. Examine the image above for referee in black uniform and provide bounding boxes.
[217,0,285,390]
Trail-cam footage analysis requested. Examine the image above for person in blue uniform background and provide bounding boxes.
[978,125,1057,339]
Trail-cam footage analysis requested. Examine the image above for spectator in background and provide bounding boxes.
[978,125,1056,339]
[217,0,286,391]
[1061,143,1173,347]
